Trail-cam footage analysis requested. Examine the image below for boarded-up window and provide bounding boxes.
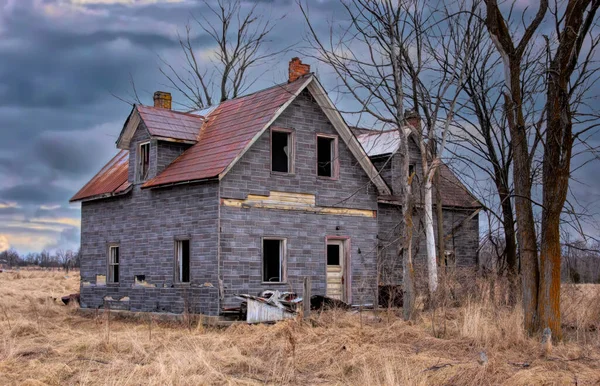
[108,245,119,283]
[317,135,337,177]
[175,240,190,283]
[272,130,293,173]
[263,238,286,282]
[138,142,150,181]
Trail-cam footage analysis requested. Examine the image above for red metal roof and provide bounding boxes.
[70,150,131,202]
[137,105,204,142]
[143,78,309,188]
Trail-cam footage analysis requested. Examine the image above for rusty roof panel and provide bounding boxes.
[143,78,308,188]
[70,150,131,202]
[137,106,204,142]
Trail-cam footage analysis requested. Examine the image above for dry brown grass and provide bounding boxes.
[0,270,599,385]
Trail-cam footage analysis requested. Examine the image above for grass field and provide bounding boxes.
[0,270,599,385]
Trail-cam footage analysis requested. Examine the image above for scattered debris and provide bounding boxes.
[61,293,80,306]
[478,351,489,366]
[310,295,350,311]
[224,291,354,323]
[235,290,299,323]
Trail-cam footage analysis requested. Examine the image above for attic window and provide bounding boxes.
[317,135,338,178]
[175,239,190,283]
[271,129,294,173]
[137,142,150,181]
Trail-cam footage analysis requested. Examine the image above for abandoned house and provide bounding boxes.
[70,58,481,315]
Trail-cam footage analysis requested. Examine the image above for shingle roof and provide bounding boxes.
[70,150,131,202]
[143,77,310,188]
[356,131,480,208]
[137,106,204,142]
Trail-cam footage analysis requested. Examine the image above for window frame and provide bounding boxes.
[107,243,120,284]
[261,237,287,284]
[270,127,295,175]
[316,133,339,180]
[137,141,151,182]
[174,238,191,284]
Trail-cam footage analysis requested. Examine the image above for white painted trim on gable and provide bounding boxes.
[218,76,314,180]
[116,107,141,150]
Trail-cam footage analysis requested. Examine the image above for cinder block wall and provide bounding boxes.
[80,124,220,315]
[219,89,380,306]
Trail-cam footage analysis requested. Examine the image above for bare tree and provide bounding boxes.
[484,0,549,335]
[160,0,285,110]
[300,0,478,314]
[537,0,600,340]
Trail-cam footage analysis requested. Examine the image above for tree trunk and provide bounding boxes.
[498,181,518,304]
[504,87,539,335]
[435,169,445,266]
[424,175,438,293]
[403,203,416,321]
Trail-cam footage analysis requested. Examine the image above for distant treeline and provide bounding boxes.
[0,248,80,271]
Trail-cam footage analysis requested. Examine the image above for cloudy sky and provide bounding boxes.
[0,0,599,254]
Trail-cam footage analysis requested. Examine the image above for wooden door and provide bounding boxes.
[326,240,345,301]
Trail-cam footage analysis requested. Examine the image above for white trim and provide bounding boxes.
[117,108,141,150]
[218,76,314,180]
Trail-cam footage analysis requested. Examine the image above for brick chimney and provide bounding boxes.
[289,57,311,83]
[153,91,172,109]
[404,109,421,129]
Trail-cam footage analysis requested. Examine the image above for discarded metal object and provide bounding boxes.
[235,290,299,323]
[61,293,80,306]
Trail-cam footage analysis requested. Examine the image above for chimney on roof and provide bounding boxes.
[153,91,172,109]
[404,109,421,130]
[288,57,311,83]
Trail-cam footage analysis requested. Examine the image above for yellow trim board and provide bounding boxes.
[222,191,375,218]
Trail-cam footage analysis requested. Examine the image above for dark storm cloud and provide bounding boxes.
[0,183,74,205]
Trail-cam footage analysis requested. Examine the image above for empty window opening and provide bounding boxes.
[138,142,150,181]
[108,245,119,283]
[175,240,190,283]
[317,136,336,177]
[272,131,292,173]
[263,239,285,282]
[327,244,341,265]
[409,164,415,177]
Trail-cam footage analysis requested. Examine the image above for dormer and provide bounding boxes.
[116,91,204,185]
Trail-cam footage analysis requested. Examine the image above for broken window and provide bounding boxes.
[138,142,150,181]
[317,135,337,178]
[263,238,286,282]
[108,245,119,283]
[409,164,415,177]
[271,130,293,173]
[175,239,190,283]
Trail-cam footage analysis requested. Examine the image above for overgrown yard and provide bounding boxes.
[0,270,599,385]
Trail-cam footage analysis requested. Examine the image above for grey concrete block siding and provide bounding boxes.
[78,88,478,316]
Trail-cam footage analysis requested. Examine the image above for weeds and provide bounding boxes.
[0,269,599,385]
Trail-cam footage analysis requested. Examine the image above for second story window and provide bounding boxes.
[271,129,294,173]
[137,142,150,181]
[317,134,338,178]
